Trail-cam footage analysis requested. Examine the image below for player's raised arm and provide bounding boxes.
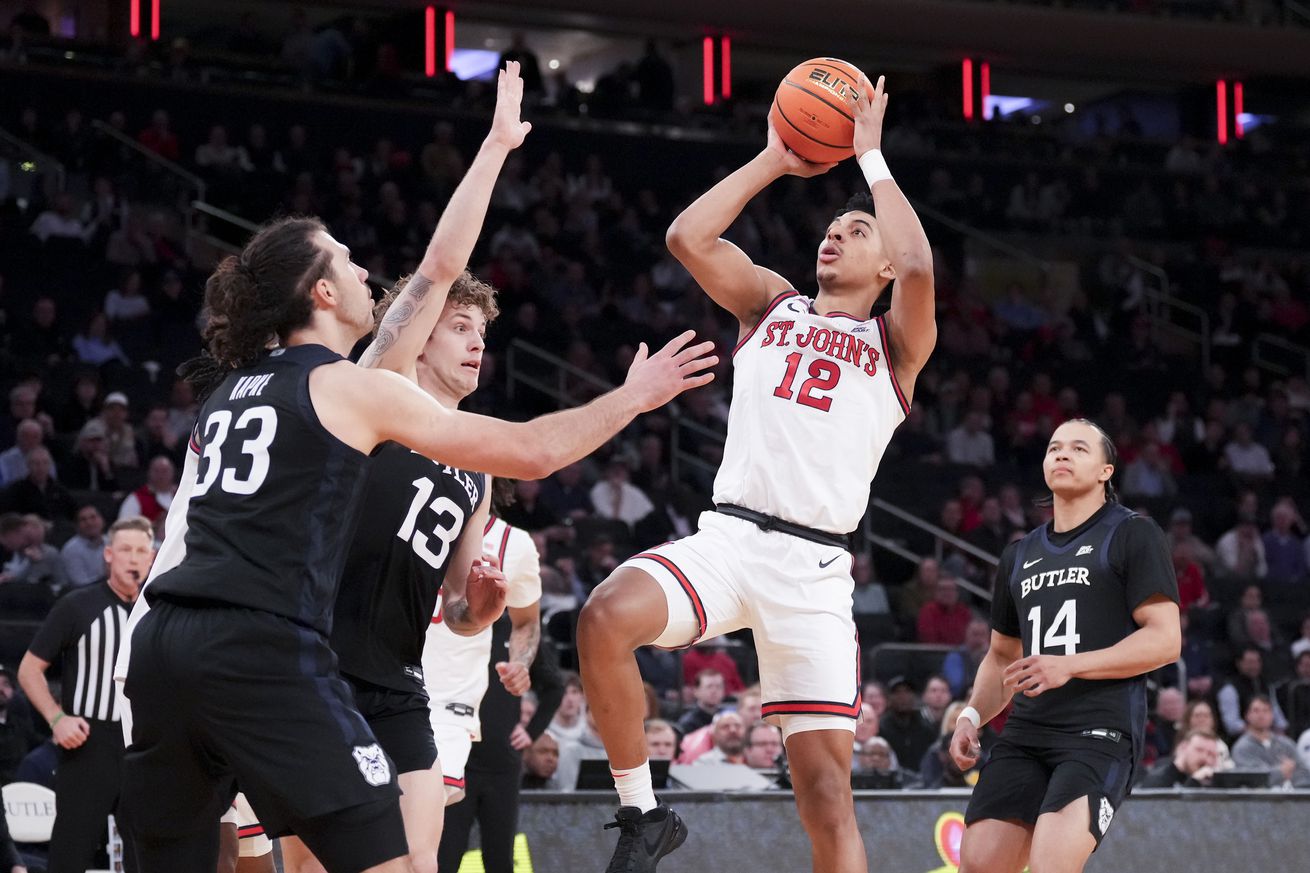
[358,61,532,376]
[666,124,835,328]
[853,75,937,382]
[320,330,717,480]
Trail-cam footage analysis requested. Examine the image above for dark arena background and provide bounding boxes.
[2,0,1310,871]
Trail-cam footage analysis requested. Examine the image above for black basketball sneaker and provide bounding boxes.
[603,802,688,873]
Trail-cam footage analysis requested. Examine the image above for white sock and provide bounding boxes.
[611,761,657,813]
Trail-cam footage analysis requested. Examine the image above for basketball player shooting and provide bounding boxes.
[577,74,936,873]
[950,419,1180,873]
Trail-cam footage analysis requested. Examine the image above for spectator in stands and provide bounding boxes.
[1276,651,1310,742]
[63,420,121,493]
[1218,648,1287,738]
[137,404,184,468]
[547,673,587,745]
[968,497,1009,557]
[644,719,677,761]
[1225,422,1275,482]
[1227,584,1265,648]
[1179,611,1214,699]
[118,455,176,524]
[920,675,952,731]
[550,706,607,791]
[61,503,108,589]
[917,576,972,645]
[1166,508,1217,576]
[540,461,591,521]
[635,645,680,701]
[1172,540,1210,612]
[29,192,93,243]
[1217,514,1267,582]
[676,668,726,737]
[896,557,941,630]
[851,551,891,617]
[1263,499,1307,587]
[1139,730,1221,788]
[589,457,654,530]
[1122,440,1177,501]
[853,736,910,788]
[96,392,139,471]
[743,721,783,771]
[104,269,151,323]
[521,732,560,789]
[879,676,937,771]
[0,419,51,485]
[6,515,66,591]
[946,410,995,467]
[1246,609,1291,682]
[500,478,561,533]
[56,372,102,435]
[1232,696,1310,788]
[1180,699,1231,767]
[1,447,75,521]
[943,617,990,698]
[694,711,747,765]
[12,297,67,369]
[681,639,744,695]
[1145,687,1186,764]
[72,312,131,368]
[0,662,39,785]
[137,109,179,161]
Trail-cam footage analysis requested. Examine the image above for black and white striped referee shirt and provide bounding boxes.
[28,580,133,722]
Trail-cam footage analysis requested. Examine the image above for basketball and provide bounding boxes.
[768,57,867,164]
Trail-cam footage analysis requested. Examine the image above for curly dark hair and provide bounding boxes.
[372,270,501,335]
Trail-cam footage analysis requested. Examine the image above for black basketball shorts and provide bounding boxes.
[121,600,406,868]
[964,736,1135,848]
[347,675,438,775]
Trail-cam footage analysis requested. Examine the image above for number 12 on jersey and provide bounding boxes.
[773,352,840,412]
[1027,600,1080,655]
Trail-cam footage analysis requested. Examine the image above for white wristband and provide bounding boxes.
[958,706,981,729]
[858,149,893,186]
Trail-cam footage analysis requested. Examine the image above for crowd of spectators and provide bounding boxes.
[4,8,1310,806]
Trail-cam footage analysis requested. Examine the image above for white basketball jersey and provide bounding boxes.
[423,516,541,740]
[712,291,909,534]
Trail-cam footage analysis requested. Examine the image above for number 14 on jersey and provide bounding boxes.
[1027,600,1080,656]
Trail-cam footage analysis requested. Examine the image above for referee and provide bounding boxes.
[950,419,1180,873]
[17,516,155,873]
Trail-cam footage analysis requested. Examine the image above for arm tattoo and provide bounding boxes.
[358,273,436,368]
[509,620,541,668]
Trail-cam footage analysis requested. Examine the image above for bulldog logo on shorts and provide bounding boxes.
[1097,797,1115,835]
[352,743,391,787]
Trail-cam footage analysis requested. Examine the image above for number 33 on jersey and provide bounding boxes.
[713,291,909,535]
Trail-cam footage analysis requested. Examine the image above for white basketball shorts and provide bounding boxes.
[619,511,860,740]
[431,722,473,805]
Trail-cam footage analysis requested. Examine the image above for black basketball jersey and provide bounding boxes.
[330,442,486,692]
[991,502,1178,750]
[148,345,369,636]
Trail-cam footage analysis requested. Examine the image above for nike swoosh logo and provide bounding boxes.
[1023,558,1043,569]
[819,555,842,569]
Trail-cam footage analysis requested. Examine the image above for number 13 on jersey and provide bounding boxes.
[1027,600,1080,655]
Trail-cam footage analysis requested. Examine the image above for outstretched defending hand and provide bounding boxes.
[764,120,838,178]
[852,74,888,157]
[948,717,982,772]
[465,556,509,629]
[621,330,718,412]
[487,60,533,151]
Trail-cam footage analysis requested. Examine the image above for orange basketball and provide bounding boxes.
[768,57,866,164]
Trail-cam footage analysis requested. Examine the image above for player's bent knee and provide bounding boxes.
[577,571,666,651]
[793,775,855,834]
